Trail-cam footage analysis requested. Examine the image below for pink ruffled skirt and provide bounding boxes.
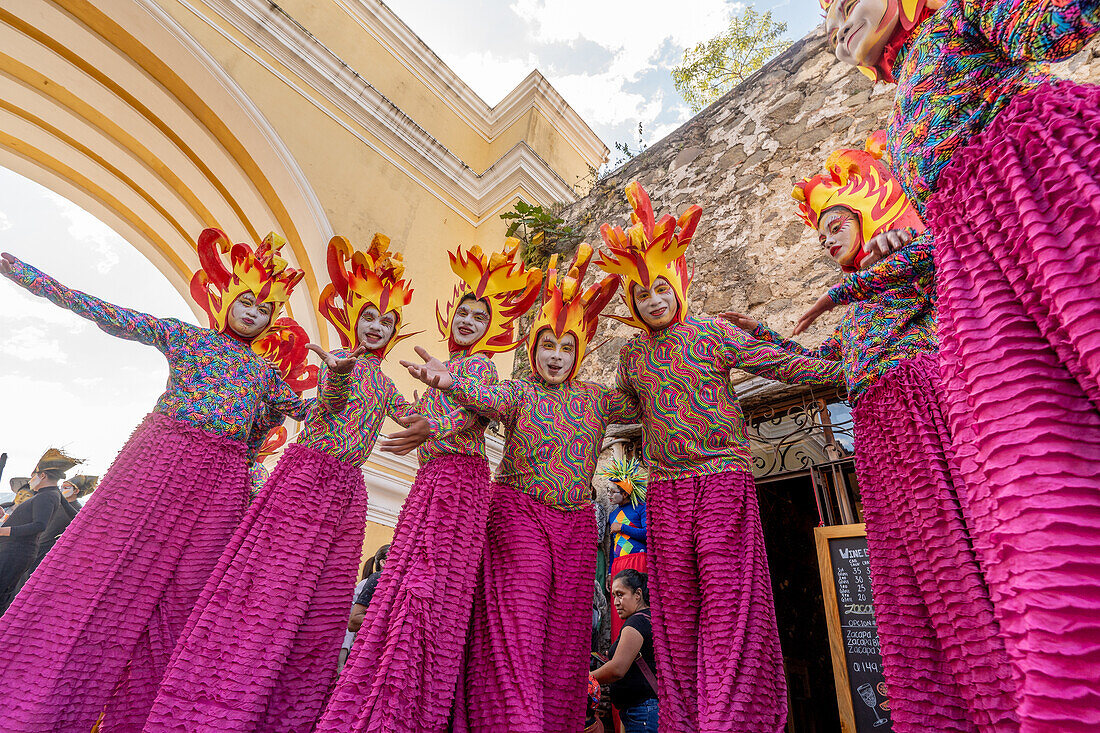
[142,442,368,733]
[853,353,1018,732]
[0,413,250,733]
[926,80,1100,731]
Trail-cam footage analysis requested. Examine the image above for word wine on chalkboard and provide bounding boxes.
[815,523,893,733]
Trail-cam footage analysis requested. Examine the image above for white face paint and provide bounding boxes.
[825,0,897,68]
[356,306,397,351]
[451,298,491,348]
[533,330,576,385]
[818,207,864,269]
[632,277,679,330]
[226,293,274,339]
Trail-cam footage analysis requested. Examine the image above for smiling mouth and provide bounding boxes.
[829,244,842,256]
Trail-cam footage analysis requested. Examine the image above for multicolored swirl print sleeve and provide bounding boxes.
[717,318,844,386]
[828,232,935,305]
[962,0,1100,62]
[7,257,175,349]
[448,375,525,426]
[749,323,844,362]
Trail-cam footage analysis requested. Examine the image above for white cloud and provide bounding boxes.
[446,50,539,105]
[0,211,10,231]
[0,325,68,363]
[42,191,123,274]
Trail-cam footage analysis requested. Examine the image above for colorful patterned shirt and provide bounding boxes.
[449,376,641,510]
[617,316,843,482]
[611,501,647,558]
[294,351,438,467]
[416,353,497,466]
[888,0,1100,209]
[8,259,312,442]
[750,233,937,402]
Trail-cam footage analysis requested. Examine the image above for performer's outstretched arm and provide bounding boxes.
[964,0,1100,62]
[718,319,844,387]
[1,253,175,349]
[827,232,935,305]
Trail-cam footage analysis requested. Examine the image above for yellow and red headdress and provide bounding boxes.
[436,238,543,355]
[318,234,415,358]
[251,317,319,393]
[596,181,702,331]
[189,228,304,343]
[792,130,924,270]
[528,243,621,382]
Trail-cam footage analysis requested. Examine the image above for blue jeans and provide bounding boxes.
[620,697,659,732]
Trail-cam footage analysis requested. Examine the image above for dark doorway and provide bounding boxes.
[757,473,841,733]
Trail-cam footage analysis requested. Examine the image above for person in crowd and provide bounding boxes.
[19,475,95,581]
[727,133,1018,731]
[340,544,389,671]
[591,569,658,733]
[0,231,325,733]
[595,182,842,732]
[603,456,648,643]
[0,449,80,613]
[823,1,1100,726]
[402,243,640,732]
[143,235,441,733]
[318,239,541,733]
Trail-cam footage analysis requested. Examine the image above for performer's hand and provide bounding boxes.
[794,293,836,335]
[0,252,17,277]
[718,311,759,331]
[307,344,366,374]
[861,228,913,268]
[610,522,623,532]
[378,413,432,455]
[400,346,452,390]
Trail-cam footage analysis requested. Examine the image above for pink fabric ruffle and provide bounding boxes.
[927,80,1100,731]
[0,413,249,733]
[317,453,491,733]
[451,483,596,733]
[142,443,368,733]
[854,353,1019,732]
[647,470,786,732]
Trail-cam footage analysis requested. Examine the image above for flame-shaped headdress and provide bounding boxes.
[792,130,923,271]
[189,228,304,343]
[822,0,941,81]
[528,243,621,382]
[251,317,319,393]
[318,234,415,358]
[596,181,702,331]
[436,238,542,355]
[601,456,648,507]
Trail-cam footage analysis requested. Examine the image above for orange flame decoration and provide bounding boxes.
[436,238,543,355]
[318,234,416,358]
[256,425,288,461]
[596,181,702,331]
[251,317,319,393]
[189,228,304,344]
[528,243,621,382]
[791,130,923,256]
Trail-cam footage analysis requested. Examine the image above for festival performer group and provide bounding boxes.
[2,2,1099,731]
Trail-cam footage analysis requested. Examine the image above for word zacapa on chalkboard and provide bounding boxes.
[814,523,893,733]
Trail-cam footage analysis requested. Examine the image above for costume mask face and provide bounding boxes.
[450,298,491,348]
[533,330,576,385]
[826,0,896,68]
[818,207,863,268]
[631,277,679,331]
[356,306,398,352]
[226,293,274,339]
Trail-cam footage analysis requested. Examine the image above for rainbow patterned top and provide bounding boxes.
[617,316,843,481]
[449,376,641,510]
[9,258,311,441]
[887,0,1100,209]
[295,350,443,467]
[416,353,498,465]
[750,233,937,402]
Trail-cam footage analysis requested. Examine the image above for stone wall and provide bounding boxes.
[535,26,1100,394]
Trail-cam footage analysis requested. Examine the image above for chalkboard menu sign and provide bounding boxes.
[814,524,893,733]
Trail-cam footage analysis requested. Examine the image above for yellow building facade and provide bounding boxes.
[0,0,606,545]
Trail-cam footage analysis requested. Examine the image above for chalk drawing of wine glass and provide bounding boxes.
[857,682,889,727]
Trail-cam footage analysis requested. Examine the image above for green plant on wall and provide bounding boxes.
[500,200,582,269]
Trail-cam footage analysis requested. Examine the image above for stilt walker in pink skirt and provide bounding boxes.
[595,182,843,733]
[402,243,638,733]
[730,132,1019,732]
[142,234,443,733]
[317,239,542,733]
[823,0,1100,727]
[0,230,317,733]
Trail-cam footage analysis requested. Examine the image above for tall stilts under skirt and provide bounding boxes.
[646,469,786,733]
[926,79,1100,732]
[451,483,596,733]
[316,453,491,733]
[853,353,1019,732]
[0,413,249,733]
[141,442,368,733]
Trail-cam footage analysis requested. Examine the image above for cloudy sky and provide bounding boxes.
[0,1,818,486]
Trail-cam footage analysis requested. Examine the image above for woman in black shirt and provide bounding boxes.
[591,569,659,731]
